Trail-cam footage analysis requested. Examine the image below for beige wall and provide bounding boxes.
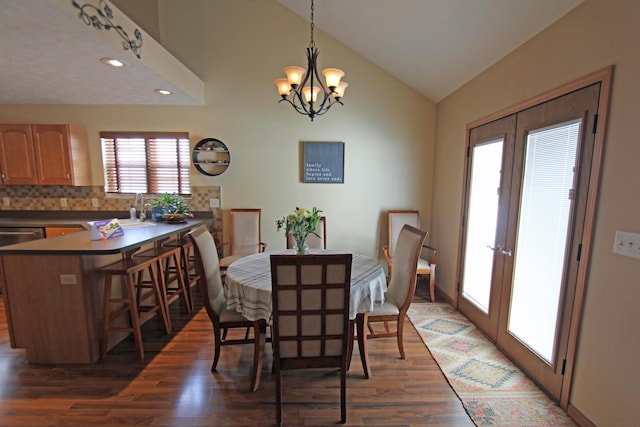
[0,0,435,261]
[433,0,640,425]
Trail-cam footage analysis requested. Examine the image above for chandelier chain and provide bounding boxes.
[309,0,315,48]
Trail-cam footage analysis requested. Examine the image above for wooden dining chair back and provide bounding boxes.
[384,209,438,301]
[369,224,427,359]
[220,208,267,271]
[270,253,353,426]
[286,216,327,249]
[188,225,267,390]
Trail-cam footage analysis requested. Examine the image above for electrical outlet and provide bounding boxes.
[2,197,9,207]
[59,274,77,285]
[91,198,99,207]
[613,230,640,259]
[209,198,220,208]
[60,198,67,207]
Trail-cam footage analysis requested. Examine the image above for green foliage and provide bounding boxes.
[151,193,192,215]
[276,207,322,253]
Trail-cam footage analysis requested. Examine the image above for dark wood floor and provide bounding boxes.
[0,283,473,426]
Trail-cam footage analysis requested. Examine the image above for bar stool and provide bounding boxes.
[135,237,192,320]
[163,230,201,309]
[100,248,171,359]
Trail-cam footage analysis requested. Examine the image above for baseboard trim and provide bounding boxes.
[566,403,595,427]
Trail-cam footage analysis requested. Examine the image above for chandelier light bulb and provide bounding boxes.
[322,68,344,88]
[334,81,349,99]
[302,86,321,103]
[274,78,291,97]
[284,66,305,87]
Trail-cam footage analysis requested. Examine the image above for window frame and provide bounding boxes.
[100,131,191,196]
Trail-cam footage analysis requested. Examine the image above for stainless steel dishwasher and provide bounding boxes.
[0,227,45,247]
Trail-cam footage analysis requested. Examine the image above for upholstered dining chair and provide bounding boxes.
[187,225,268,390]
[369,224,427,359]
[219,208,267,273]
[270,253,353,426]
[286,215,327,249]
[383,210,437,302]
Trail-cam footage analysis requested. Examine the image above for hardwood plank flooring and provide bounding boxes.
[0,283,472,426]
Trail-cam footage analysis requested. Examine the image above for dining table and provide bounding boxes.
[225,249,387,388]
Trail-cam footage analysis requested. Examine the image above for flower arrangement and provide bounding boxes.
[276,207,323,255]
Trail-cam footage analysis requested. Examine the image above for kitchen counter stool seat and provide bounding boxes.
[100,249,171,359]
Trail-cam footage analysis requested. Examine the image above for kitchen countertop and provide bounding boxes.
[0,219,205,255]
[0,218,92,228]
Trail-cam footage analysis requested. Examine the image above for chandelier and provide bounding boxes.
[274,0,348,121]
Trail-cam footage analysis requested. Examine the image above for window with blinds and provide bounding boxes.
[100,132,191,195]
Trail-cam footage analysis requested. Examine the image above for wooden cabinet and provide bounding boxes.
[0,124,38,185]
[45,227,86,238]
[0,124,91,186]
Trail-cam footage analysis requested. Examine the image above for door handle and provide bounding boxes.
[486,245,513,256]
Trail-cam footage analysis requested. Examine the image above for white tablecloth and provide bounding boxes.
[225,249,387,321]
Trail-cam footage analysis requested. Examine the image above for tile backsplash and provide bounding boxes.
[0,185,222,231]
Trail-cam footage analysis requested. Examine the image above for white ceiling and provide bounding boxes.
[0,0,583,105]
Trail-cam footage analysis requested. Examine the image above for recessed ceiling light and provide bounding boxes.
[100,58,127,67]
[155,89,173,95]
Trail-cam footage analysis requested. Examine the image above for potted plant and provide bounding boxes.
[151,193,192,222]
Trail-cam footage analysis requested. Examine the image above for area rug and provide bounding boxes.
[407,302,576,426]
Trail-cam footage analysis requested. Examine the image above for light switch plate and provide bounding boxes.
[613,230,640,259]
[209,198,220,208]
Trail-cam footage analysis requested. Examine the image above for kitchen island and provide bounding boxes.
[0,219,205,364]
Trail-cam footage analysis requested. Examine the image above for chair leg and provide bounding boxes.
[397,315,406,360]
[346,320,355,370]
[340,363,347,424]
[124,273,145,359]
[429,266,436,302]
[212,323,222,372]
[356,313,371,379]
[250,319,267,392]
[275,364,283,426]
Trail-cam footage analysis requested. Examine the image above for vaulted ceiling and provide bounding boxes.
[0,0,582,105]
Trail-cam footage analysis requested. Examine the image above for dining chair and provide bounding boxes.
[286,215,327,249]
[383,209,437,302]
[187,225,269,390]
[369,224,427,359]
[219,208,267,272]
[270,253,353,426]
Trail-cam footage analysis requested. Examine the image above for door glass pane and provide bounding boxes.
[461,138,503,313]
[508,120,581,363]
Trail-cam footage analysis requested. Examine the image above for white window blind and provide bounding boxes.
[100,131,191,195]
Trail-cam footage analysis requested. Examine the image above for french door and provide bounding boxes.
[458,83,601,400]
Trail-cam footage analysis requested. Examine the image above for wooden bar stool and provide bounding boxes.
[135,237,192,320]
[100,248,171,359]
[163,230,201,310]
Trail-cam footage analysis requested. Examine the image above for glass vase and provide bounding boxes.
[293,235,308,255]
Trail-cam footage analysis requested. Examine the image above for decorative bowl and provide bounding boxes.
[163,213,187,224]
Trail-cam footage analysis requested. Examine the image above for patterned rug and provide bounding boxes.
[407,302,576,426]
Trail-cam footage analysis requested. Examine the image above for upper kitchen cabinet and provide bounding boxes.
[0,124,91,186]
[0,124,38,185]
